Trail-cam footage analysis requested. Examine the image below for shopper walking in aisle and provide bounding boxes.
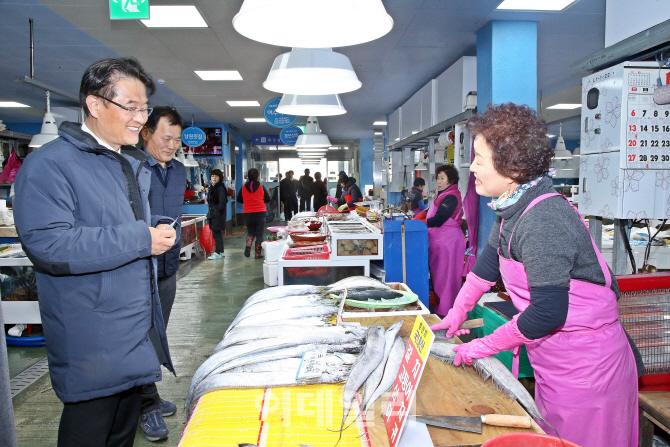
[207,169,228,260]
[14,57,176,447]
[298,168,314,212]
[312,172,328,211]
[431,103,642,447]
[139,106,186,440]
[426,164,466,317]
[237,168,271,258]
[407,177,429,214]
[280,170,298,221]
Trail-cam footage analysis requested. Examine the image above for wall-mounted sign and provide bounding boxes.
[110,0,150,20]
[181,126,207,147]
[263,97,298,128]
[279,126,303,146]
[252,134,282,146]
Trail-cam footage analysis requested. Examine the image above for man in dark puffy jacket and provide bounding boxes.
[407,177,428,214]
[280,171,298,220]
[139,106,187,441]
[298,168,314,212]
[14,57,176,447]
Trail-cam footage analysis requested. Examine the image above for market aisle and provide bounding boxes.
[11,231,268,447]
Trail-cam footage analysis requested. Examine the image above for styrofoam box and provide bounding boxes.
[263,261,278,287]
[262,240,287,263]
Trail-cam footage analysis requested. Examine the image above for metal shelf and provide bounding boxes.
[0,130,33,141]
[386,109,474,152]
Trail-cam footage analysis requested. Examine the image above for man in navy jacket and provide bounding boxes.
[139,106,187,441]
[14,57,177,447]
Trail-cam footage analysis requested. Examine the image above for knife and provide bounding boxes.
[415,414,532,434]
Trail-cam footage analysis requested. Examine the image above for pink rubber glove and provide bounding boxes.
[430,272,496,338]
[327,196,338,203]
[453,315,533,366]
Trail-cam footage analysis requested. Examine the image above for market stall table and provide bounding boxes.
[639,391,670,447]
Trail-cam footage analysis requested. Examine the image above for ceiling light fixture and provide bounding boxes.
[496,0,578,11]
[195,71,243,81]
[29,91,58,148]
[263,48,361,95]
[0,101,30,108]
[244,118,266,122]
[373,121,387,126]
[415,159,427,171]
[296,116,331,147]
[276,94,346,116]
[546,103,581,110]
[553,123,573,160]
[546,133,556,138]
[227,100,260,107]
[233,0,393,48]
[141,6,208,28]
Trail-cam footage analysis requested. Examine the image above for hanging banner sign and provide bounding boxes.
[279,126,303,146]
[263,97,298,128]
[252,134,283,146]
[181,127,206,147]
[110,0,150,20]
[384,315,435,447]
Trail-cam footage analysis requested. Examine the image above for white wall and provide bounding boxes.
[435,56,477,123]
[605,0,670,47]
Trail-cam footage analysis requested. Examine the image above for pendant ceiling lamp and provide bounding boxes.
[263,48,361,96]
[276,94,346,116]
[415,159,427,171]
[296,116,331,148]
[553,123,573,160]
[29,91,59,148]
[233,0,393,49]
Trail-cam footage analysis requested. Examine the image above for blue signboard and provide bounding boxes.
[181,126,206,147]
[279,126,303,146]
[252,134,283,146]
[263,97,298,128]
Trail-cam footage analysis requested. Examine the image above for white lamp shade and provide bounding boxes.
[296,133,331,147]
[276,94,346,116]
[572,146,580,157]
[263,49,361,95]
[233,0,393,49]
[29,112,59,147]
[553,136,573,160]
[415,160,427,171]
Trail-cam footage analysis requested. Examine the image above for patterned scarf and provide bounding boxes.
[488,168,556,211]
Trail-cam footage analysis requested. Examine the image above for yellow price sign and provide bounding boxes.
[409,315,434,363]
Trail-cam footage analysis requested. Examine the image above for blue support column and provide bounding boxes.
[359,138,374,195]
[476,21,537,255]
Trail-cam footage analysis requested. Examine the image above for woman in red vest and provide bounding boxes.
[237,168,271,258]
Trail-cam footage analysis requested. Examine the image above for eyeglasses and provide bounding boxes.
[93,95,153,117]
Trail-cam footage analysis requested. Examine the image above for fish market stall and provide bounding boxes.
[180,278,544,446]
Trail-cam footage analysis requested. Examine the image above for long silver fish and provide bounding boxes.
[340,325,386,433]
[243,285,321,307]
[429,342,548,426]
[326,277,391,293]
[362,321,404,408]
[363,336,406,414]
[226,355,350,374]
[224,306,339,335]
[187,369,349,417]
[215,326,366,353]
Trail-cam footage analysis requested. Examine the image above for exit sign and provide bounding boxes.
[110,0,150,20]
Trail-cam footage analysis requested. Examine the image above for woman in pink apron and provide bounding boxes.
[427,164,466,316]
[431,104,640,447]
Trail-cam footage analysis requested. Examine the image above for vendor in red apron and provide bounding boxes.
[426,165,466,317]
[329,174,363,211]
[431,103,643,447]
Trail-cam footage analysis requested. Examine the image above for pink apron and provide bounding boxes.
[428,185,466,315]
[499,193,638,447]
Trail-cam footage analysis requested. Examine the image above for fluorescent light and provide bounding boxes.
[412,131,419,135]
[196,71,243,81]
[0,102,29,108]
[496,0,578,11]
[547,103,581,110]
[227,101,260,107]
[141,6,207,28]
[373,121,387,126]
[546,134,556,138]
[374,131,382,135]
[244,118,266,122]
[329,146,340,150]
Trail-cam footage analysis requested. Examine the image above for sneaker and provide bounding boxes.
[140,409,169,441]
[160,398,177,417]
[208,253,221,260]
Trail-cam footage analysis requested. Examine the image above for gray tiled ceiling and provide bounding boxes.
[0,0,608,141]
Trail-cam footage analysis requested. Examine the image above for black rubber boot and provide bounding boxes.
[244,236,254,257]
[254,243,263,259]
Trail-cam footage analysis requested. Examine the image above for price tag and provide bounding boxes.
[296,348,327,379]
[384,315,435,447]
[626,94,670,169]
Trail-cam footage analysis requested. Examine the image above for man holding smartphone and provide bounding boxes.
[138,106,187,441]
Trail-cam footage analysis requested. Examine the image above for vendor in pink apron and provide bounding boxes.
[427,164,466,317]
[431,103,643,447]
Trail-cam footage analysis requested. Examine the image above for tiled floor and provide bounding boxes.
[10,231,268,446]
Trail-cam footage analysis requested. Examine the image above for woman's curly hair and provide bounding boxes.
[467,103,554,184]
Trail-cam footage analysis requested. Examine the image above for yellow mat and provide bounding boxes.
[232,231,246,235]
[179,384,370,447]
